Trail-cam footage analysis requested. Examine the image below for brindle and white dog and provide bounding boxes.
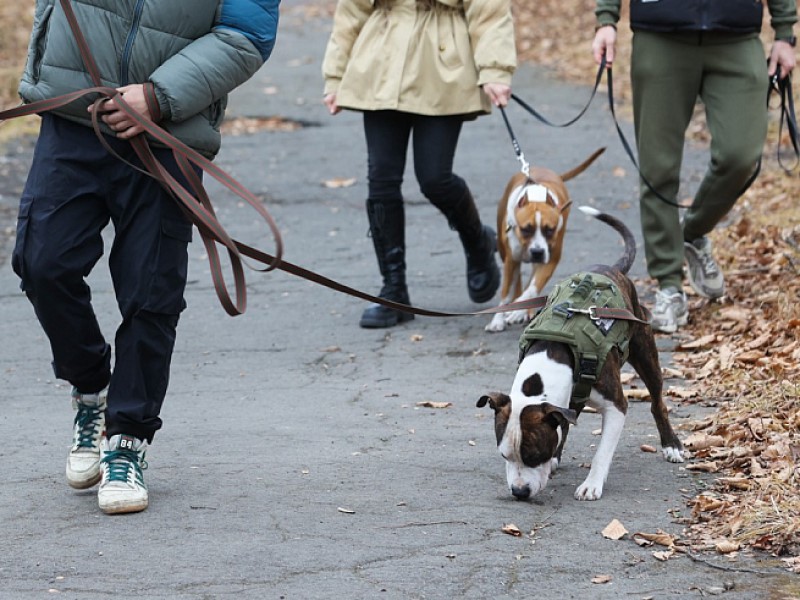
[479,207,685,501]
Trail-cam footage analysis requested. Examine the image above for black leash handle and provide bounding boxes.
[770,71,800,172]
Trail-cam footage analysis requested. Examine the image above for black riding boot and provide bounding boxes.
[359,198,415,329]
[436,188,500,303]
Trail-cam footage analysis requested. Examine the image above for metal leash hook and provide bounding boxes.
[499,105,530,177]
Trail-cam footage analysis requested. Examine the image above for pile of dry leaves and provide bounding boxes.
[511,0,800,569]
[670,175,800,567]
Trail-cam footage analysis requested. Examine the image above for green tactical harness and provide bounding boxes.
[518,272,632,404]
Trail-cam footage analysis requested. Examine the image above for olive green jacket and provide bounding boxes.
[596,0,797,39]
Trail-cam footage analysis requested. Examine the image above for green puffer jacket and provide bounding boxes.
[19,0,280,158]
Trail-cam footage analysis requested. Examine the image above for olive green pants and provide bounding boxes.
[631,31,769,290]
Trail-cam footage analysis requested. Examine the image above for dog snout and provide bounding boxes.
[528,248,546,263]
[511,483,531,500]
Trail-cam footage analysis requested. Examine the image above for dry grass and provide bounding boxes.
[0,5,37,142]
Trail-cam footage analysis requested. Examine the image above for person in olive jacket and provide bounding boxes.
[12,0,280,515]
[322,0,517,328]
[592,0,797,333]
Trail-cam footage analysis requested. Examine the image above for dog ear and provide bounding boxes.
[477,392,510,411]
[541,403,578,426]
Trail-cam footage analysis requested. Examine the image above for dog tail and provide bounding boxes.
[577,206,636,274]
[560,147,606,182]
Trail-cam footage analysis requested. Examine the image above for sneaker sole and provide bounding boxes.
[685,275,725,300]
[652,312,688,334]
[66,470,102,489]
[98,498,149,515]
[684,244,724,299]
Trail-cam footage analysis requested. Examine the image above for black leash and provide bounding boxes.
[508,58,605,128]
[502,58,798,208]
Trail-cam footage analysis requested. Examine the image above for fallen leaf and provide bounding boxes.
[685,461,720,473]
[602,519,628,540]
[640,444,657,453]
[633,530,676,547]
[591,574,612,584]
[683,433,725,450]
[502,523,522,537]
[416,401,452,409]
[715,540,740,554]
[679,334,717,350]
[322,177,357,189]
[337,507,355,514]
[653,549,675,561]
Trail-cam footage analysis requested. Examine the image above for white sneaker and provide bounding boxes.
[98,434,148,515]
[66,388,106,489]
[651,287,688,334]
[684,236,725,299]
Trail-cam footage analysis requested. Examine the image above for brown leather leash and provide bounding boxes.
[1,0,649,326]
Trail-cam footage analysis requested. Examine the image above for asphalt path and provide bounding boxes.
[0,3,796,599]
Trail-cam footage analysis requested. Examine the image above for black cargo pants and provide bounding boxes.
[12,114,195,443]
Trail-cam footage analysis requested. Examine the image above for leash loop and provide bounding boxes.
[769,71,800,172]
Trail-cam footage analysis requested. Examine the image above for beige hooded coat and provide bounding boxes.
[322,0,517,116]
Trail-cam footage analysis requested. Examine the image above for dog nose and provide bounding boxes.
[511,484,531,500]
[528,248,545,263]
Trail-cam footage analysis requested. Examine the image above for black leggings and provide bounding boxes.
[363,110,468,207]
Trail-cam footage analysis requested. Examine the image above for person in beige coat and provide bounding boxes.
[323,0,517,328]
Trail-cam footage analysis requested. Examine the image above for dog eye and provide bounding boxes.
[542,226,554,238]
[520,225,535,238]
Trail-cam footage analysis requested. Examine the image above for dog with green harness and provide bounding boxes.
[478,206,685,501]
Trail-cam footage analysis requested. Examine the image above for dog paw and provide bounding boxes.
[504,309,529,325]
[574,480,604,501]
[485,314,507,332]
[662,446,685,463]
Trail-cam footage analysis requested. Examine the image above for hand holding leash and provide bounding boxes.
[88,84,152,139]
[592,24,617,66]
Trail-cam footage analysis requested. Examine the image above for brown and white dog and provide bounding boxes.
[486,148,605,332]
[478,207,685,501]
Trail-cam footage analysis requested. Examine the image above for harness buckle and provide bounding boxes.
[578,355,599,383]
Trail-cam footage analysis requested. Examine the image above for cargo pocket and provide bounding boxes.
[11,198,32,290]
[144,216,194,315]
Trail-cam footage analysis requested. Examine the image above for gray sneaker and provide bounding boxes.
[684,236,724,299]
[651,287,688,334]
[98,434,148,515]
[66,388,106,489]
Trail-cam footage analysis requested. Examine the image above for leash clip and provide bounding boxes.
[516,151,530,177]
[568,306,599,320]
